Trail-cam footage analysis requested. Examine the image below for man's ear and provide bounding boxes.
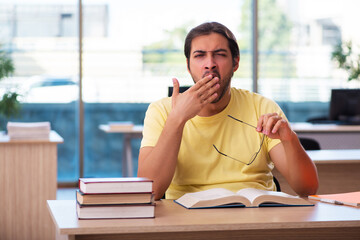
[186,58,190,73]
[233,56,240,72]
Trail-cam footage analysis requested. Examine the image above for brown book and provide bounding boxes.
[76,190,154,205]
[79,177,153,194]
[76,202,155,219]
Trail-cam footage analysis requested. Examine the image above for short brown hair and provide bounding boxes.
[184,22,240,66]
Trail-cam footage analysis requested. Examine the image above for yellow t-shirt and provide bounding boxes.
[141,88,286,199]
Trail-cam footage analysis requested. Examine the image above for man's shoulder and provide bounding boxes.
[231,87,271,101]
[151,96,171,105]
[147,97,172,113]
[230,87,280,113]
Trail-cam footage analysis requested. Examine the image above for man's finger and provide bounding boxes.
[192,75,213,91]
[172,78,180,97]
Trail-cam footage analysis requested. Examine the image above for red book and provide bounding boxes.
[79,177,153,194]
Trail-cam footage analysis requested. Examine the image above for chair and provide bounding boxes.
[168,86,191,97]
[306,116,328,123]
[273,176,281,192]
[299,137,321,150]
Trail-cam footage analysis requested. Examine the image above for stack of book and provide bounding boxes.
[108,121,134,131]
[7,121,51,140]
[76,177,155,219]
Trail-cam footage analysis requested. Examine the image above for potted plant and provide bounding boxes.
[0,46,21,131]
[331,41,360,81]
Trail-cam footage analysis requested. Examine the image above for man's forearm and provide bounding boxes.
[281,134,319,196]
[138,113,186,199]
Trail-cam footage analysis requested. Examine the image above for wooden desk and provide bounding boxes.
[48,199,360,240]
[99,125,143,177]
[291,122,360,149]
[0,131,63,240]
[273,149,360,195]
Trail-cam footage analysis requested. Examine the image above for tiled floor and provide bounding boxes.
[57,188,77,200]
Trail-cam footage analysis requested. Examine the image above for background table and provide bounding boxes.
[0,131,63,240]
[274,149,360,195]
[48,199,360,240]
[292,122,360,149]
[99,124,143,177]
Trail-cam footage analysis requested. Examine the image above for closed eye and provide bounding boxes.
[214,49,228,57]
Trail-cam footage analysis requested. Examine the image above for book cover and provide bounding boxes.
[308,191,360,207]
[76,202,155,219]
[76,190,154,205]
[79,177,153,194]
[175,188,313,209]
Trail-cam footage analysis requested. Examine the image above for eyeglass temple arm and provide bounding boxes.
[227,115,257,129]
[213,144,228,157]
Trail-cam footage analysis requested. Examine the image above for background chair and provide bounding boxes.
[168,86,191,97]
[299,137,321,150]
[273,176,281,192]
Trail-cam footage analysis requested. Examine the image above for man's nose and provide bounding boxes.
[205,56,217,70]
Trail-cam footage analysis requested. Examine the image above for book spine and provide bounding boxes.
[78,179,83,192]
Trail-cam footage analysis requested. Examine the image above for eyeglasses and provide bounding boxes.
[213,115,265,165]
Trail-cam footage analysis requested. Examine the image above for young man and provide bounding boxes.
[138,22,318,200]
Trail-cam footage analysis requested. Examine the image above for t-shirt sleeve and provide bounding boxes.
[140,99,170,148]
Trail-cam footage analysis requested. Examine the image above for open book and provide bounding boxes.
[175,188,313,209]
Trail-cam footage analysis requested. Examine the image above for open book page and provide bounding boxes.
[236,188,311,207]
[175,188,313,209]
[175,188,250,208]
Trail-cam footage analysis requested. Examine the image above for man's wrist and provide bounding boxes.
[280,130,298,143]
[167,111,188,129]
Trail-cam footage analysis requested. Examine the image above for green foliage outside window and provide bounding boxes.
[331,41,360,81]
[0,46,21,129]
[142,0,296,80]
[239,0,296,79]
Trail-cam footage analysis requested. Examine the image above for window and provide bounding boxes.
[0,1,79,182]
[82,0,251,178]
[1,0,359,182]
[258,0,360,103]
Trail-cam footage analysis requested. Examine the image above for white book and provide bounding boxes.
[7,121,51,139]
